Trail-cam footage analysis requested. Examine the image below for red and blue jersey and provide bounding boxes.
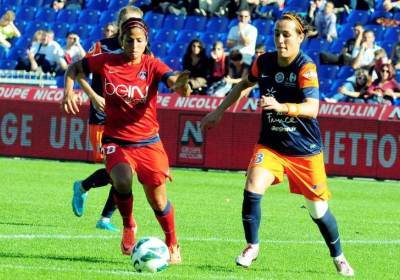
[248,51,322,156]
[82,53,171,142]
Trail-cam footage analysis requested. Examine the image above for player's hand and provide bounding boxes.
[172,70,192,97]
[200,110,223,131]
[258,96,286,113]
[91,94,105,112]
[61,89,81,115]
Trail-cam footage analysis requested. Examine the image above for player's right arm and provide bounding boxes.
[62,60,85,115]
[200,76,255,131]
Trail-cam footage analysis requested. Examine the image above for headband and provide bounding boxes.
[121,17,148,38]
[283,14,304,34]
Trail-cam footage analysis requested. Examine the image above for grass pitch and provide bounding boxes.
[0,157,399,279]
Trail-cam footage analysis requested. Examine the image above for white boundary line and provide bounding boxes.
[0,234,399,244]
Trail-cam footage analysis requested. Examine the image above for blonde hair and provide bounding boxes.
[0,10,15,26]
[117,6,143,26]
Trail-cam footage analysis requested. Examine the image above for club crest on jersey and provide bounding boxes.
[289,72,297,83]
[302,70,317,80]
[138,71,148,80]
[275,72,284,83]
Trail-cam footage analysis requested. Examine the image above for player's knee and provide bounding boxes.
[305,198,328,219]
[113,175,132,193]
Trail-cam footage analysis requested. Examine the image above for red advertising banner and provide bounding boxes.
[1,85,399,180]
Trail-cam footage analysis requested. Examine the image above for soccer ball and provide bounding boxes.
[131,237,170,273]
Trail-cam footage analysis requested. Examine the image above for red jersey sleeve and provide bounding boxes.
[85,41,102,58]
[152,57,172,82]
[85,53,109,75]
[298,63,319,88]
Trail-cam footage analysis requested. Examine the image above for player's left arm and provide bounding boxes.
[166,71,192,97]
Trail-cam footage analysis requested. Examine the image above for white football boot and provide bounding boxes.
[236,244,259,268]
[333,254,354,277]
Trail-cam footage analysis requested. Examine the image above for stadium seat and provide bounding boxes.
[384,27,400,41]
[163,14,186,31]
[326,79,345,97]
[6,47,25,61]
[306,38,330,52]
[24,21,50,35]
[70,23,94,38]
[397,70,400,81]
[345,10,370,25]
[50,22,71,39]
[0,5,17,15]
[107,0,130,12]
[228,18,238,29]
[22,0,43,7]
[99,10,117,27]
[16,6,37,22]
[183,16,207,32]
[379,40,394,56]
[167,42,187,58]
[0,59,18,70]
[256,34,266,45]
[152,41,169,58]
[364,24,385,41]
[253,19,274,36]
[56,9,80,23]
[13,36,31,50]
[336,66,354,79]
[306,49,320,65]
[14,20,28,34]
[264,36,275,49]
[369,10,393,22]
[163,55,182,71]
[154,29,178,44]
[5,0,22,6]
[35,7,57,23]
[329,39,346,53]
[337,24,355,41]
[158,82,172,94]
[318,65,340,80]
[319,79,333,96]
[200,32,220,45]
[144,12,164,29]
[205,17,229,33]
[78,9,101,25]
[0,48,7,60]
[176,30,200,44]
[88,28,103,43]
[86,0,109,10]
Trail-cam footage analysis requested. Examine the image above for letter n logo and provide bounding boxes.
[177,114,205,165]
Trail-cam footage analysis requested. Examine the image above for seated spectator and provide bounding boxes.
[365,57,400,105]
[103,22,117,39]
[227,8,258,66]
[320,23,362,66]
[64,32,85,64]
[383,0,400,12]
[182,39,209,94]
[314,1,337,42]
[306,0,326,27]
[254,0,284,20]
[324,68,371,103]
[193,0,230,17]
[206,41,230,96]
[48,0,66,12]
[0,10,21,49]
[351,29,382,69]
[16,29,67,74]
[390,42,400,70]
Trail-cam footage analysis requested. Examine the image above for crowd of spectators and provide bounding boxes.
[0,0,399,104]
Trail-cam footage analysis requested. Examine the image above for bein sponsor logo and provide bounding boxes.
[104,80,148,104]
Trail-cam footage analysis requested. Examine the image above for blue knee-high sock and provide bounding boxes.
[242,190,262,244]
[312,209,343,257]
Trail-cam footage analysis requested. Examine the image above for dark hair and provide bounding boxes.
[66,31,78,38]
[229,50,243,61]
[183,39,207,59]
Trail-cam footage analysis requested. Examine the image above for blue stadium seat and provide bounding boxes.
[205,17,229,33]
[85,0,109,10]
[264,36,275,49]
[337,24,355,41]
[14,20,28,34]
[163,55,182,71]
[50,22,71,39]
[379,40,394,56]
[200,32,220,45]
[78,9,101,25]
[364,24,385,41]
[152,41,169,57]
[306,49,320,65]
[183,16,207,32]
[306,38,330,51]
[0,59,18,69]
[228,18,238,29]
[163,14,186,31]
[13,36,31,50]
[56,9,80,23]
[369,10,393,22]
[253,19,274,36]
[24,21,50,35]
[88,28,103,43]
[319,79,333,95]
[318,65,340,80]
[16,6,37,22]
[154,29,178,44]
[336,66,354,79]
[22,0,43,7]
[0,48,7,60]
[158,82,172,94]
[107,0,130,12]
[0,5,17,15]
[345,10,370,25]
[167,42,186,58]
[256,34,266,45]
[144,12,164,29]
[70,24,94,38]
[329,39,346,53]
[384,27,400,41]
[6,47,25,60]
[176,30,200,44]
[327,79,345,97]
[99,10,117,27]
[6,0,22,6]
[35,7,57,23]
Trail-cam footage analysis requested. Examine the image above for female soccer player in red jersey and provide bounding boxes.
[62,17,191,264]
[201,12,354,276]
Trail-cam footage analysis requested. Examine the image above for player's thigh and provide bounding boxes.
[245,166,275,194]
[142,183,168,211]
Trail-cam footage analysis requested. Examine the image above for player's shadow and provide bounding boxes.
[0,252,124,265]
[193,264,237,273]
[0,222,57,227]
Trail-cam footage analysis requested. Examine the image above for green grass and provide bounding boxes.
[0,157,399,279]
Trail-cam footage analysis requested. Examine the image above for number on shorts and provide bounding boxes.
[254,153,264,164]
[102,145,116,155]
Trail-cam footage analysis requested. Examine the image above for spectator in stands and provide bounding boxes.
[320,22,361,66]
[17,29,67,74]
[390,42,400,69]
[351,29,382,69]
[103,22,117,39]
[183,39,209,94]
[227,8,258,66]
[0,10,21,49]
[306,0,326,27]
[222,50,249,97]
[313,1,337,42]
[254,0,284,20]
[65,0,84,9]
[64,32,86,64]
[193,0,230,17]
[49,0,66,12]
[206,41,230,96]
[324,68,371,103]
[365,57,400,104]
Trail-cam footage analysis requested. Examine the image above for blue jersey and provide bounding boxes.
[248,51,323,156]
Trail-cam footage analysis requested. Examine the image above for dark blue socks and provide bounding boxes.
[101,186,117,218]
[82,168,111,191]
[242,190,262,244]
[312,209,343,257]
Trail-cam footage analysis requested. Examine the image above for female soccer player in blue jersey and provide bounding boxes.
[201,12,354,277]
